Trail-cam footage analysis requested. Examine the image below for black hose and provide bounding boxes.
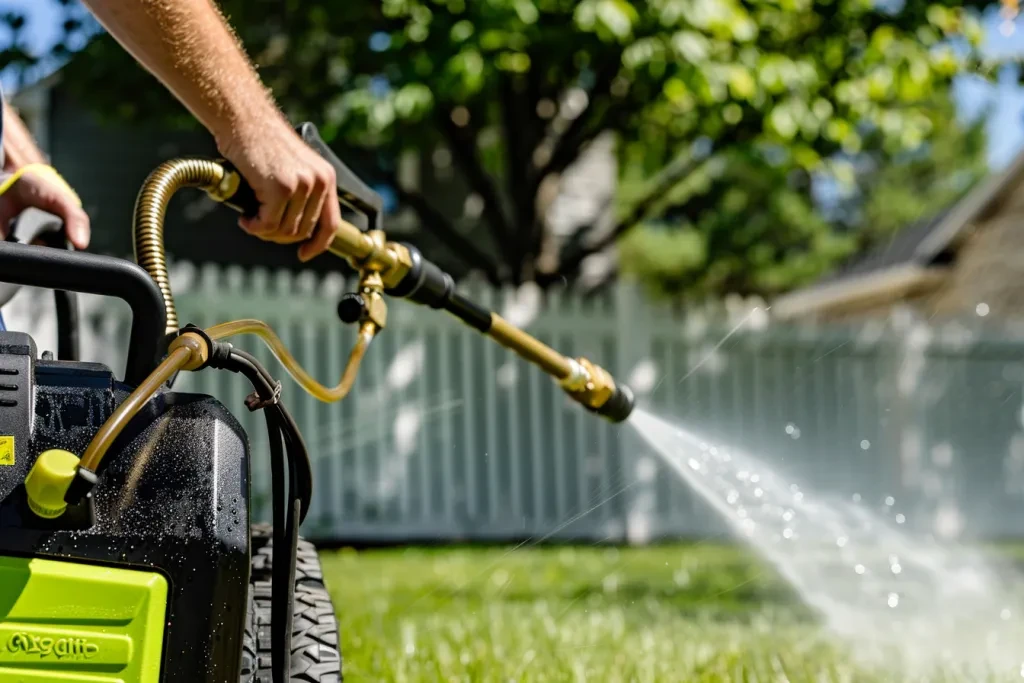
[264,408,290,683]
[229,348,313,523]
[217,349,302,683]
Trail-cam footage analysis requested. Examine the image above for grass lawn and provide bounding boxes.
[318,542,1022,682]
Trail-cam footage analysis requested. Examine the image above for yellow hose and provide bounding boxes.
[206,319,375,403]
[79,345,192,473]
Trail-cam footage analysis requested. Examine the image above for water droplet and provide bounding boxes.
[885,496,895,506]
[737,470,749,481]
[783,528,793,539]
[860,440,871,450]
[782,510,794,522]
[1002,608,1012,620]
[891,563,902,575]
[977,302,990,317]
[837,536,848,547]
[688,458,700,471]
[785,423,796,434]
[855,564,866,574]
[888,592,899,608]
[852,493,862,503]
[727,491,739,505]
[750,474,760,483]
[793,492,804,502]
[754,488,764,498]
[896,513,906,524]
[709,446,718,456]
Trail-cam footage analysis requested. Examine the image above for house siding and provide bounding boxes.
[926,177,1024,320]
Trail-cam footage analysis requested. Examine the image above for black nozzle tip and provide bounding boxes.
[596,384,635,423]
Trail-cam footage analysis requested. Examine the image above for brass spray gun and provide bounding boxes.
[66,123,633,492]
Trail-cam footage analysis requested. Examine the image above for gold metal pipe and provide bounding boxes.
[486,314,573,379]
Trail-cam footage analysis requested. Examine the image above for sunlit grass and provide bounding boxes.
[320,543,1023,682]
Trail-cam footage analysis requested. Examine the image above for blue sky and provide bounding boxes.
[5,0,1024,168]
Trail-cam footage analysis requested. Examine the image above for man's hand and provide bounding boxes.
[0,168,91,250]
[0,101,90,249]
[218,116,341,262]
[81,0,344,263]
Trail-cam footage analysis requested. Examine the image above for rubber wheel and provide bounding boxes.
[240,523,343,682]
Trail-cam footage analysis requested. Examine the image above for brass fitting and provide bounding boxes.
[327,228,413,290]
[559,358,635,423]
[167,331,211,371]
[359,271,388,330]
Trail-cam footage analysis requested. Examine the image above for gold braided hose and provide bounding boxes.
[131,161,380,405]
[133,159,235,335]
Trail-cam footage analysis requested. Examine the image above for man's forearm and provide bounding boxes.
[2,101,48,170]
[80,0,285,147]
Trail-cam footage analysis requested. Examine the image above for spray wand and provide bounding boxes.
[130,122,633,422]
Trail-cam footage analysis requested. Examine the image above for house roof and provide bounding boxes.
[771,147,1024,319]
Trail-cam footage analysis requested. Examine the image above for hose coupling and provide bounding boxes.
[562,358,635,423]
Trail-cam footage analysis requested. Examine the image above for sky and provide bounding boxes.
[4,1,1024,169]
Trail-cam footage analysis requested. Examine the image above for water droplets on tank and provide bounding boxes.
[891,563,903,575]
[852,493,862,503]
[855,564,866,575]
[750,474,760,484]
[860,439,871,450]
[782,509,794,522]
[727,490,739,505]
[837,536,848,547]
[896,513,906,524]
[1002,608,1012,621]
[782,528,793,539]
[885,496,896,506]
[688,458,701,471]
[888,592,900,608]
[754,488,764,498]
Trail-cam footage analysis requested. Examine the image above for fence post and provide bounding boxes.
[615,282,657,544]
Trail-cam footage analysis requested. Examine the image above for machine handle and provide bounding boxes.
[1,215,81,362]
[220,122,383,231]
[0,240,166,386]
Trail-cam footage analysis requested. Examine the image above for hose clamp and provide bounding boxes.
[558,358,590,392]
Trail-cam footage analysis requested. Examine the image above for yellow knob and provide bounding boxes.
[24,449,80,519]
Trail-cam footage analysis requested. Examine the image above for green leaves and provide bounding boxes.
[25,0,1002,291]
[574,0,639,41]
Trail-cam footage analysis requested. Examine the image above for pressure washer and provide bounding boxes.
[0,122,635,682]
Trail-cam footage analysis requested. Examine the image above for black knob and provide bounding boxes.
[337,293,365,324]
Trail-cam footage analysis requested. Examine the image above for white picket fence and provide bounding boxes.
[7,261,1024,543]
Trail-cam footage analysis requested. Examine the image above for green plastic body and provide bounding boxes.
[0,555,168,682]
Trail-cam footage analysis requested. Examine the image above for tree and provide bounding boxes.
[5,0,1006,291]
[616,94,990,299]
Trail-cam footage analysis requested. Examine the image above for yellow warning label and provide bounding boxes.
[0,436,14,466]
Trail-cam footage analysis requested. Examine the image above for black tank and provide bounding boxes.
[0,330,251,682]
